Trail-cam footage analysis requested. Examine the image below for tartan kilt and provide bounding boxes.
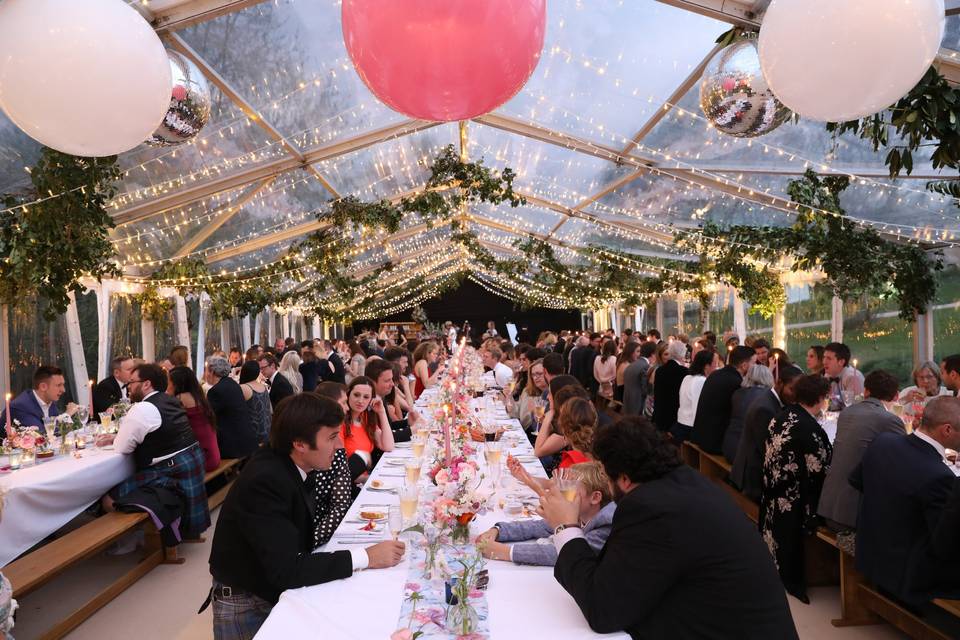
[111,443,211,538]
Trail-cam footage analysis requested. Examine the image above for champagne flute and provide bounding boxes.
[75,406,89,426]
[388,505,403,541]
[399,484,419,527]
[411,435,426,459]
[485,440,503,489]
[405,457,422,486]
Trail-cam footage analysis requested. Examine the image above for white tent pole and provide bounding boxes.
[220,320,229,352]
[831,296,844,343]
[142,318,156,363]
[195,293,209,378]
[95,281,111,381]
[65,291,90,401]
[733,289,747,343]
[312,317,321,340]
[175,295,191,365]
[242,315,252,351]
[267,307,276,346]
[253,312,262,347]
[0,305,8,398]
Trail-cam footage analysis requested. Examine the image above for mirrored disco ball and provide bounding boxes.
[699,36,791,138]
[146,50,212,147]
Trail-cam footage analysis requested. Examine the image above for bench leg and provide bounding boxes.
[832,552,883,627]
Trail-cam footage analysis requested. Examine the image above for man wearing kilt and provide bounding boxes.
[98,363,211,539]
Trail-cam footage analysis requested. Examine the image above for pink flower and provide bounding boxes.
[390,629,414,640]
[404,582,421,591]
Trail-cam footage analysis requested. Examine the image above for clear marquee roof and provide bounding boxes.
[3,0,960,294]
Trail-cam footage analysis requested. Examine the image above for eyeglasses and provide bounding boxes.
[128,378,142,386]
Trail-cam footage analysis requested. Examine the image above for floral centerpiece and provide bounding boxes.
[108,399,132,421]
[2,421,47,454]
[427,456,487,545]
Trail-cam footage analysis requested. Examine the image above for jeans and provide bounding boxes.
[211,582,273,640]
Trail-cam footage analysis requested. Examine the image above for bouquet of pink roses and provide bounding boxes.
[3,421,47,453]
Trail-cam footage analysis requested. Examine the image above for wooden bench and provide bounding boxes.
[204,457,242,511]
[934,599,960,619]
[857,585,953,640]
[3,511,167,639]
[682,441,759,523]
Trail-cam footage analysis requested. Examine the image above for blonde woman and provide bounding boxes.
[278,350,303,394]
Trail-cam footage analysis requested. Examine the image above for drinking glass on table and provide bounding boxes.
[405,457,422,486]
[75,406,89,426]
[399,484,419,527]
[485,440,503,488]
[99,412,113,433]
[411,435,426,459]
[43,417,56,445]
[388,505,403,541]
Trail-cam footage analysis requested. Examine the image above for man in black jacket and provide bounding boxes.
[206,394,404,640]
[205,356,259,458]
[542,417,798,639]
[93,355,135,417]
[568,334,601,394]
[259,353,295,407]
[316,339,346,384]
[691,345,757,453]
[651,340,688,432]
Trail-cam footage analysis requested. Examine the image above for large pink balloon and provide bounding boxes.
[342,0,546,122]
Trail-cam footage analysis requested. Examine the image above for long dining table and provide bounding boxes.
[254,387,628,639]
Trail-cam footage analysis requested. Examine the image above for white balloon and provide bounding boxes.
[0,0,171,157]
[759,0,945,122]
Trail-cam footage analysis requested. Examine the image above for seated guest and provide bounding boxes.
[170,366,221,473]
[622,341,656,417]
[851,396,960,607]
[412,341,445,398]
[3,365,76,428]
[98,363,210,539]
[671,349,719,446]
[169,345,190,369]
[205,356,259,460]
[93,356,134,416]
[557,397,597,470]
[691,345,757,454]
[900,361,952,418]
[941,353,960,393]
[534,375,581,458]
[542,416,798,638]
[818,370,904,533]
[364,358,415,443]
[731,366,802,501]
[259,353,294,407]
[723,364,774,464]
[478,461,615,566]
[651,340,688,432]
[341,376,395,485]
[822,342,864,411]
[298,348,323,393]
[205,394,404,639]
[278,350,303,394]
[752,338,771,367]
[511,359,548,431]
[239,361,272,444]
[805,345,824,375]
[481,346,513,388]
[759,375,832,603]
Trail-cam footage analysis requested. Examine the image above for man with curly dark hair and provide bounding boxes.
[538,416,799,639]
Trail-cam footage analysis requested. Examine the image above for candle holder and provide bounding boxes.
[9,449,22,470]
[21,448,35,467]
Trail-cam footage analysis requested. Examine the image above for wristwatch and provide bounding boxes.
[553,523,579,535]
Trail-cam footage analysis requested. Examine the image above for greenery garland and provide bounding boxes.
[132,283,174,326]
[0,149,121,320]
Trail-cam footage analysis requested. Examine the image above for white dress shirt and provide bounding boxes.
[492,362,513,388]
[115,377,128,401]
[676,374,706,427]
[113,391,194,465]
[295,463,369,570]
[32,391,52,420]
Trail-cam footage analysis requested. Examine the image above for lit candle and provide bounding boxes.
[88,380,94,422]
[773,353,779,383]
[5,392,11,438]
[443,416,452,466]
[852,359,858,370]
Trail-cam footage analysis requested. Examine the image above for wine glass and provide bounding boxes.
[485,440,502,489]
[75,406,89,426]
[388,505,403,541]
[555,469,579,503]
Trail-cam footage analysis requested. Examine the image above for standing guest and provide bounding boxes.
[227,348,243,370]
[621,341,655,417]
[298,348,323,393]
[244,347,260,364]
[806,345,825,375]
[478,461,615,566]
[259,354,294,408]
[93,356,134,416]
[310,382,355,547]
[769,348,803,377]
[278,350,303,394]
[702,330,718,349]
[3,365,75,428]
[412,342,446,399]
[344,341,366,384]
[98,363,209,539]
[169,345,190,369]
[341,376,395,485]
[651,340,688,432]
[205,356,259,460]
[941,354,960,394]
[672,349,719,446]
[482,321,499,341]
[818,370,903,533]
[562,334,578,372]
[731,367,802,501]
[759,374,832,603]
[900,361,952,414]
[723,364,774,464]
[851,396,960,609]
[644,342,670,420]
[543,416,799,639]
[317,340,346,384]
[593,340,617,405]
[511,359,548,431]
[170,366,221,473]
[646,329,662,343]
[481,347,513,388]
[614,341,640,408]
[822,342,864,411]
[204,394,404,639]
[239,361,272,444]
[691,345,757,454]
[752,338,771,367]
[569,334,601,395]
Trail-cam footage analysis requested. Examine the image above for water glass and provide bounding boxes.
[75,406,89,425]
[388,505,403,541]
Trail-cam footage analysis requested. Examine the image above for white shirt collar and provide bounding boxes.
[770,388,781,405]
[115,377,128,399]
[294,463,308,482]
[32,390,51,412]
[142,390,160,401]
[270,371,279,384]
[914,429,947,460]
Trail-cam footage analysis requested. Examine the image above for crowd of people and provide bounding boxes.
[4,321,960,639]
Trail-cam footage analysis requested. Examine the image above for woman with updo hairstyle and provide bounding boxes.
[557,396,597,470]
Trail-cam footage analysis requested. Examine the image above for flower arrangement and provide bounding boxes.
[108,399,132,420]
[2,421,46,453]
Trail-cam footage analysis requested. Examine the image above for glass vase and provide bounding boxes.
[451,513,475,545]
[445,601,479,637]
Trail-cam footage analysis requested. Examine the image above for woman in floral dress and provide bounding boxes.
[759,374,833,603]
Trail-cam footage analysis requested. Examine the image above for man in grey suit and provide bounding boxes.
[818,369,904,532]
[622,341,657,416]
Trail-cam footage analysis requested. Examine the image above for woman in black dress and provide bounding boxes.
[759,374,833,603]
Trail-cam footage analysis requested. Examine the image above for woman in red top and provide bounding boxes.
[557,397,596,470]
[341,376,394,484]
[169,366,221,472]
[412,341,446,399]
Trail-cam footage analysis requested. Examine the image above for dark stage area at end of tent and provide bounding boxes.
[359,280,580,343]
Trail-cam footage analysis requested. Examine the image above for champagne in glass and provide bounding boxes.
[399,485,419,525]
[388,505,403,540]
[405,458,422,485]
[99,412,112,432]
[411,436,425,459]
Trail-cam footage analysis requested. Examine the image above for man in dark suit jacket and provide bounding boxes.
[204,356,259,459]
[818,370,904,531]
[258,353,294,407]
[206,394,404,639]
[2,365,71,428]
[317,339,346,384]
[569,334,600,394]
[691,345,757,453]
[621,341,656,416]
[541,417,798,639]
[730,366,802,501]
[851,396,960,606]
[651,341,688,432]
[93,356,135,417]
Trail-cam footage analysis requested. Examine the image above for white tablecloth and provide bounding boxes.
[255,390,627,639]
[0,448,134,566]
